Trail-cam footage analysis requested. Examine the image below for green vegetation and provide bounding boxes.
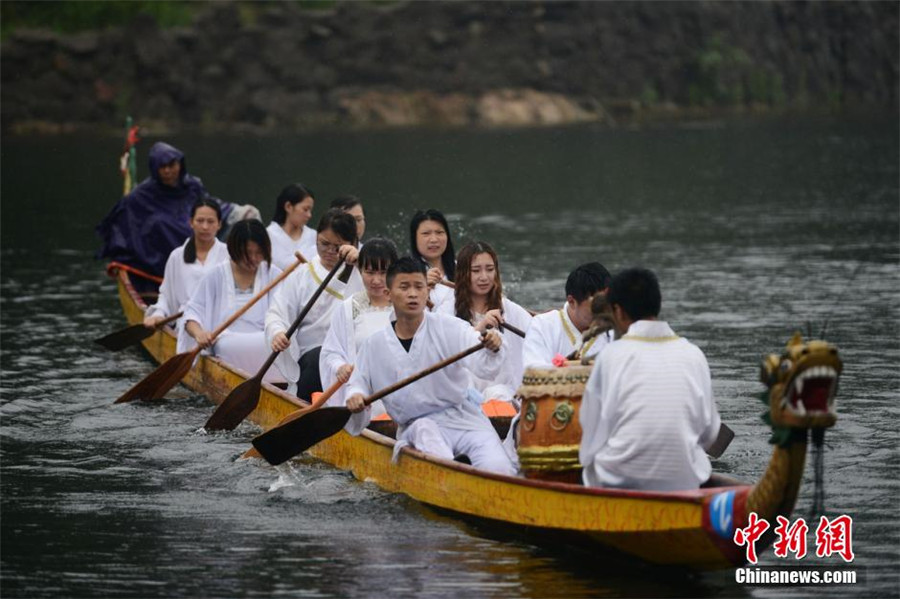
[0,1,196,37]
[0,0,401,38]
[687,34,790,108]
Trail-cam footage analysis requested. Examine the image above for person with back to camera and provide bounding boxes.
[579,267,722,491]
[266,183,318,270]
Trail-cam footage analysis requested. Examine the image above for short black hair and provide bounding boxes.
[330,195,362,211]
[226,219,271,266]
[316,208,358,246]
[387,255,427,288]
[565,262,611,302]
[607,267,661,321]
[358,237,398,272]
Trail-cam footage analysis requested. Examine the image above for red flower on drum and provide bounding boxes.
[552,353,567,367]
[733,511,770,564]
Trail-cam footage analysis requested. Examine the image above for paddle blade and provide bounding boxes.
[707,423,735,459]
[252,407,352,465]
[94,323,155,351]
[203,376,263,431]
[113,352,193,403]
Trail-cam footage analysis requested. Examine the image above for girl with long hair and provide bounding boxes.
[440,241,532,404]
[409,208,455,311]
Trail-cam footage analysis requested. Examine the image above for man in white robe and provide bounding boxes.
[522,262,614,368]
[579,267,722,491]
[344,257,515,476]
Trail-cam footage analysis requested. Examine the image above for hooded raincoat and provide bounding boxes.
[96,142,234,277]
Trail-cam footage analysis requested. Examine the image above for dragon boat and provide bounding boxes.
[109,264,842,571]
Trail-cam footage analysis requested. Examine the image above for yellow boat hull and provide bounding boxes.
[114,269,753,570]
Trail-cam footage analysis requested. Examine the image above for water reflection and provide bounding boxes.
[2,116,898,597]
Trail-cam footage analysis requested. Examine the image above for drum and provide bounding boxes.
[516,364,592,484]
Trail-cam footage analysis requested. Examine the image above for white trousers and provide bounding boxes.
[214,331,285,384]
[400,418,516,476]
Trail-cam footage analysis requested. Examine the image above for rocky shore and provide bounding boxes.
[2,1,897,134]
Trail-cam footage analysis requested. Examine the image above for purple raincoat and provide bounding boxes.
[96,142,234,277]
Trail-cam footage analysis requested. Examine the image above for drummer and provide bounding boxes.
[522,262,613,368]
[579,268,722,491]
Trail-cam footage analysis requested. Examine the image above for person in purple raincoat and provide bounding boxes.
[96,141,258,279]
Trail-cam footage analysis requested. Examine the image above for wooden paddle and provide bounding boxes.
[203,258,346,431]
[499,322,526,338]
[240,378,346,459]
[252,341,487,465]
[94,311,183,351]
[113,253,306,404]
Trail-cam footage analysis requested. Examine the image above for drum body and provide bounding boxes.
[516,364,591,484]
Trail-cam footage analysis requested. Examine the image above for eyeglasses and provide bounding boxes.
[317,238,345,252]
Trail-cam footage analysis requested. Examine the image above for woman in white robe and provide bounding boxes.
[409,209,456,312]
[143,199,229,334]
[320,238,397,416]
[439,241,533,404]
[179,219,284,383]
[266,183,318,270]
[266,209,363,397]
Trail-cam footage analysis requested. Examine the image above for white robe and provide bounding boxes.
[522,303,612,368]
[578,320,722,491]
[320,291,393,415]
[266,222,318,270]
[437,296,533,402]
[144,239,229,328]
[427,281,454,312]
[179,261,285,383]
[344,312,514,474]
[265,257,363,394]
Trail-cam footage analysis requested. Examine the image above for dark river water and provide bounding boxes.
[2,116,898,598]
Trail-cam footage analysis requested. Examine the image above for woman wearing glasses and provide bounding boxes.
[266,209,362,399]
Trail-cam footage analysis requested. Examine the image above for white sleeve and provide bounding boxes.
[445,315,505,381]
[265,271,299,343]
[145,251,178,318]
[522,315,555,369]
[578,352,609,467]
[343,335,376,436]
[320,298,353,391]
[503,299,533,332]
[696,350,722,450]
